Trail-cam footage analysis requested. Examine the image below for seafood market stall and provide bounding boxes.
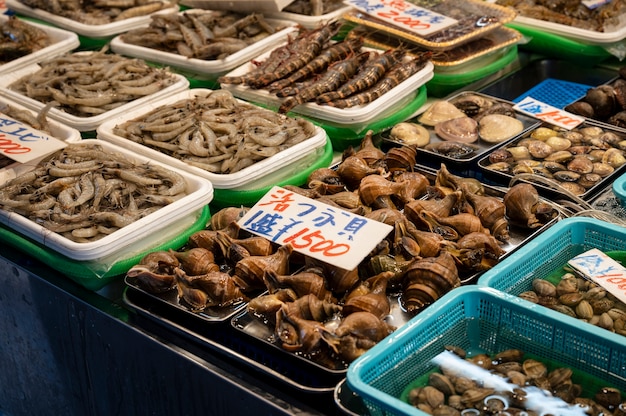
[2,0,626,415]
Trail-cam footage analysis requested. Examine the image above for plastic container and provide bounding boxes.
[477,217,626,295]
[96,89,328,189]
[0,205,211,291]
[0,99,82,186]
[265,5,354,29]
[426,45,518,98]
[0,139,214,262]
[220,48,434,128]
[109,11,299,82]
[614,171,626,208]
[210,138,334,209]
[0,15,79,76]
[507,23,614,64]
[6,0,179,39]
[512,78,593,109]
[0,60,189,132]
[347,284,626,416]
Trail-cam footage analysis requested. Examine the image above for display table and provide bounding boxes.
[0,243,336,415]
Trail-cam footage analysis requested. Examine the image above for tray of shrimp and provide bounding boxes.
[0,15,79,77]
[0,99,81,187]
[341,0,517,52]
[0,49,189,132]
[218,21,434,127]
[380,91,540,166]
[109,9,299,80]
[6,0,179,39]
[0,139,214,261]
[477,121,626,201]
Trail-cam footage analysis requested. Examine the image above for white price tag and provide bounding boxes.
[0,112,67,164]
[513,96,585,130]
[568,248,626,306]
[346,0,458,36]
[238,186,393,271]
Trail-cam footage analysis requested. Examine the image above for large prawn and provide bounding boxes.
[326,52,431,109]
[315,48,407,104]
[269,35,364,94]
[278,51,370,114]
[248,20,342,89]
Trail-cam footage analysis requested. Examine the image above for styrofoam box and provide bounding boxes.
[6,0,179,38]
[0,139,214,261]
[0,61,189,132]
[0,15,79,76]
[110,11,299,79]
[221,47,434,126]
[265,5,354,29]
[0,99,81,186]
[97,89,328,189]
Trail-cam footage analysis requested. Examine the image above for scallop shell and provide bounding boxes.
[478,114,524,144]
[418,101,466,126]
[434,117,479,143]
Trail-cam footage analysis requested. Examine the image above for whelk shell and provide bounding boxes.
[478,114,524,144]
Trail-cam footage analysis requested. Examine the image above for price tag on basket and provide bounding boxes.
[238,186,393,271]
[513,96,585,130]
[0,113,67,164]
[568,248,626,305]
[345,0,458,36]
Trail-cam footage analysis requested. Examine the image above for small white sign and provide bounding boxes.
[513,96,585,130]
[238,186,393,271]
[346,0,458,36]
[0,112,67,164]
[568,248,626,306]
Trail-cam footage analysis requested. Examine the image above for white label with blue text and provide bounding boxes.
[0,113,67,164]
[238,186,393,271]
[513,97,585,130]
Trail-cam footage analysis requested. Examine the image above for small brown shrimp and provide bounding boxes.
[326,52,431,109]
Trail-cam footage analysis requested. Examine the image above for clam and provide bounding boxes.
[451,93,493,117]
[602,148,626,168]
[506,146,531,161]
[418,100,466,126]
[526,139,555,159]
[545,136,572,151]
[530,126,558,141]
[424,141,478,159]
[478,114,524,144]
[388,122,430,147]
[435,116,479,143]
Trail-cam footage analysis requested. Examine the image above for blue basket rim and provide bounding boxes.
[613,171,626,206]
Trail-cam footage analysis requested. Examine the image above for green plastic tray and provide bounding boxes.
[507,22,613,65]
[427,46,518,98]
[0,205,211,291]
[210,138,334,210]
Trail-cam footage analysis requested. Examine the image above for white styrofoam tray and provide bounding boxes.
[0,99,81,186]
[179,0,294,13]
[265,5,354,29]
[220,47,434,126]
[6,0,179,38]
[0,15,80,76]
[97,88,328,189]
[0,139,214,261]
[109,11,299,78]
[0,61,189,132]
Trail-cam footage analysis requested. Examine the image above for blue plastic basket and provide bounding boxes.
[347,285,626,416]
[512,78,592,109]
[477,217,626,296]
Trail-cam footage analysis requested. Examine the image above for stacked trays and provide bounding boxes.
[347,284,626,416]
[342,0,521,98]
